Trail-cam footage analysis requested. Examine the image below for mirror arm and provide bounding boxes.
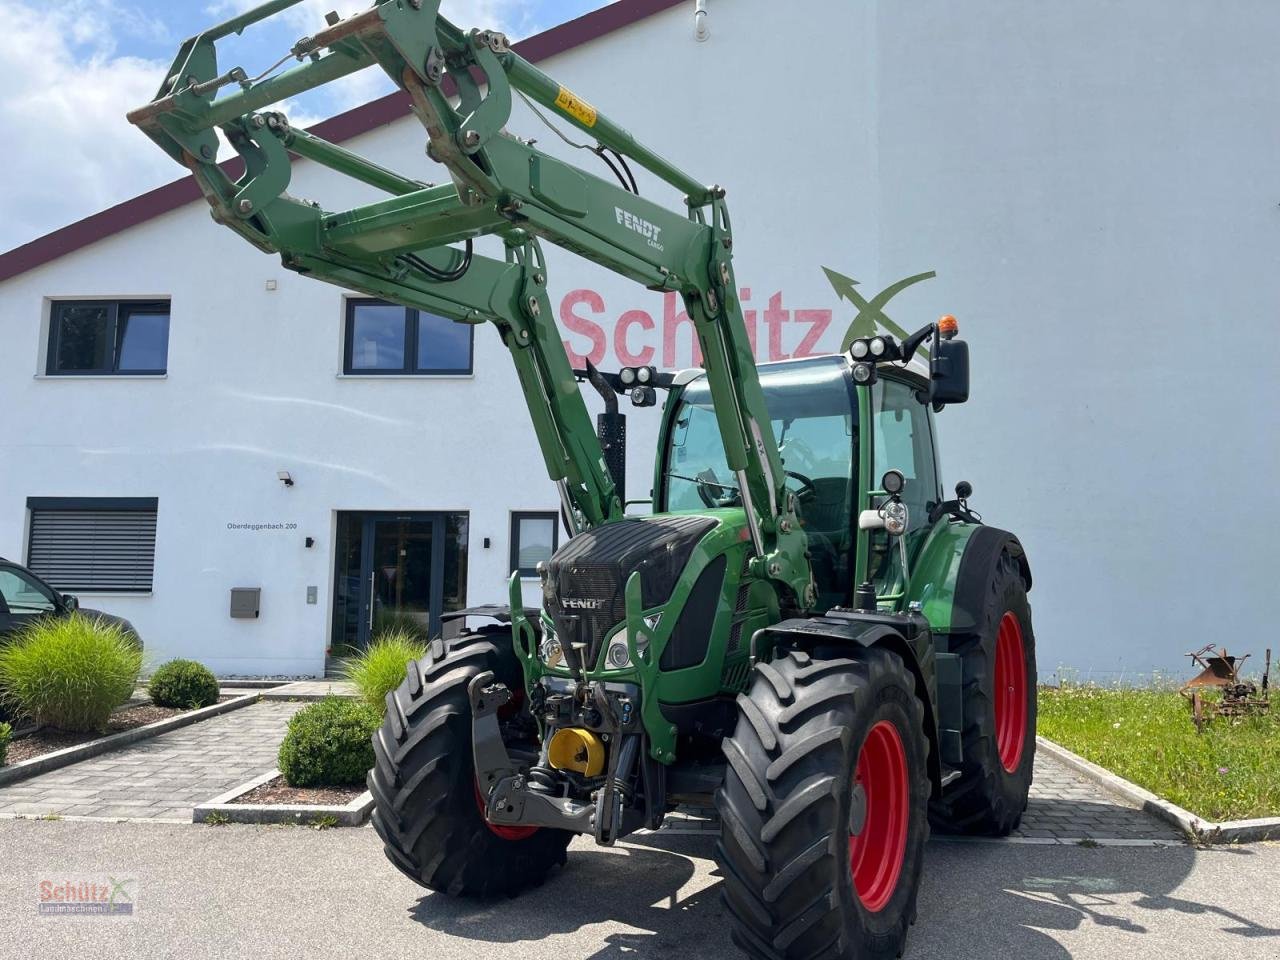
[899,322,936,365]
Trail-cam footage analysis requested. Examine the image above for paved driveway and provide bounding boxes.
[1,819,1276,960]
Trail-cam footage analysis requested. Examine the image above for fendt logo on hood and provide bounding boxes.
[615,207,663,251]
[561,597,607,610]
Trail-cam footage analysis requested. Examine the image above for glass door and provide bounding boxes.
[331,512,469,653]
[368,516,437,642]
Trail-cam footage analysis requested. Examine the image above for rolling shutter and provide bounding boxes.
[26,498,158,592]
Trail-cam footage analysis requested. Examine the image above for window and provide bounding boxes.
[26,498,158,592]
[0,566,57,614]
[344,299,473,375]
[872,377,940,533]
[510,512,560,577]
[47,300,170,375]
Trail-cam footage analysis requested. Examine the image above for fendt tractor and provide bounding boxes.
[130,3,1037,956]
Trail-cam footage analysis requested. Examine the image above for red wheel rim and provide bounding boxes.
[848,720,910,913]
[474,780,538,841]
[994,611,1028,773]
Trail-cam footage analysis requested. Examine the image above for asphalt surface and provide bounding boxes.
[1,819,1277,960]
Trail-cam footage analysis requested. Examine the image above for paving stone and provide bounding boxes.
[0,701,305,821]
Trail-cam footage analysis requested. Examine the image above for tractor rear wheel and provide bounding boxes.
[929,551,1037,836]
[716,646,931,960]
[369,628,572,897]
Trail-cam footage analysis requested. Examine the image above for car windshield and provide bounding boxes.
[664,356,857,607]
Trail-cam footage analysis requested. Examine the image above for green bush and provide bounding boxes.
[148,659,220,709]
[0,721,10,766]
[278,696,380,788]
[341,629,427,709]
[0,614,142,733]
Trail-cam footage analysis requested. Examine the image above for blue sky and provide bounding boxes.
[0,0,607,252]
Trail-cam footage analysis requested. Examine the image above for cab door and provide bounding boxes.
[868,374,942,599]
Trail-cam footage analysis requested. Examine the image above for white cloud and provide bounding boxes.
[0,0,543,252]
[0,0,178,251]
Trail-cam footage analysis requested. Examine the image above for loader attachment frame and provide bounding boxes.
[127,0,813,604]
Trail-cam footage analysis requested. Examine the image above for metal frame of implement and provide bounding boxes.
[127,0,814,607]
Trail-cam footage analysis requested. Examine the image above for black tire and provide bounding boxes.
[929,551,1037,836]
[716,646,931,960]
[369,628,572,897]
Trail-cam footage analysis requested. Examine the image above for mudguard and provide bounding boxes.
[906,522,1031,636]
[756,611,943,791]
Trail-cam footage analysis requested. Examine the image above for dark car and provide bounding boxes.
[0,557,142,646]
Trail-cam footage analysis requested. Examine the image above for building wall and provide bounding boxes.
[1,0,1276,677]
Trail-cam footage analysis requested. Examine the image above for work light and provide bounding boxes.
[619,367,637,385]
[636,366,653,384]
[850,339,870,359]
[869,337,887,357]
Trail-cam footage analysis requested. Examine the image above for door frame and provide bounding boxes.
[335,511,449,649]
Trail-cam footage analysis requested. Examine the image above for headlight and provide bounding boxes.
[850,339,870,359]
[869,336,887,357]
[636,365,652,384]
[606,639,631,669]
[540,636,564,668]
[882,500,908,536]
[619,367,637,385]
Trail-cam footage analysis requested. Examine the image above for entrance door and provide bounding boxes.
[332,512,469,652]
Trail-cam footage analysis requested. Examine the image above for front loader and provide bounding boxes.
[129,3,1038,957]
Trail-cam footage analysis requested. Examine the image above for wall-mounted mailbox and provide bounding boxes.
[230,588,261,619]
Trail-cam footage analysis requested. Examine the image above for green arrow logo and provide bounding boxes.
[823,267,936,355]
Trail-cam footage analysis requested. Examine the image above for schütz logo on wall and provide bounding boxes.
[614,207,663,251]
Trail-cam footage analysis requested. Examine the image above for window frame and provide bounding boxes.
[343,297,474,376]
[510,511,561,578]
[25,496,159,594]
[46,299,170,376]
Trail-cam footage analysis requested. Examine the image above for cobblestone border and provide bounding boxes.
[193,769,373,827]
[0,694,261,789]
[1037,736,1280,844]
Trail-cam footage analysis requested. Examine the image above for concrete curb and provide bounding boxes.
[216,680,288,690]
[257,681,356,701]
[193,768,373,827]
[0,693,261,789]
[1036,735,1280,845]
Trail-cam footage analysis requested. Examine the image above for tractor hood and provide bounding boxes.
[540,514,719,671]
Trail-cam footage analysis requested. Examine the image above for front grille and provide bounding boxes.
[543,515,717,668]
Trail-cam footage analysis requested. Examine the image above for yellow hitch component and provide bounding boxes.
[546,728,606,777]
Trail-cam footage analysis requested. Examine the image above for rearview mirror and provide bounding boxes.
[60,594,79,612]
[929,337,969,406]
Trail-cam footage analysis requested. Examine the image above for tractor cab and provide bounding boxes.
[657,353,946,612]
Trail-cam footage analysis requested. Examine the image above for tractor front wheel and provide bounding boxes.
[369,629,572,897]
[716,646,931,960]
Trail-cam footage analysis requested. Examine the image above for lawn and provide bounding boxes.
[1038,685,1279,822]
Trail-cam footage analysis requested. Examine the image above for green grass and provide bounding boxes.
[1038,685,1279,822]
[340,629,427,710]
[0,614,142,733]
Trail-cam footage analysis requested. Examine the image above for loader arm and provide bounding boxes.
[127,0,813,603]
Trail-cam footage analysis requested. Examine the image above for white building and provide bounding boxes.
[1,0,1276,678]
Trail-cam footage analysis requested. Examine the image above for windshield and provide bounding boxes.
[664,356,856,606]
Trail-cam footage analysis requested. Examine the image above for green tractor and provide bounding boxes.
[130,3,1036,956]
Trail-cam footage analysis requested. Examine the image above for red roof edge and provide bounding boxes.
[0,0,685,284]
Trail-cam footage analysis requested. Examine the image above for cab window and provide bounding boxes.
[663,356,857,608]
[871,376,940,532]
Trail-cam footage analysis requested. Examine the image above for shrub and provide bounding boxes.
[278,696,380,788]
[0,614,142,733]
[341,629,427,710]
[0,721,10,766]
[148,659,220,709]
